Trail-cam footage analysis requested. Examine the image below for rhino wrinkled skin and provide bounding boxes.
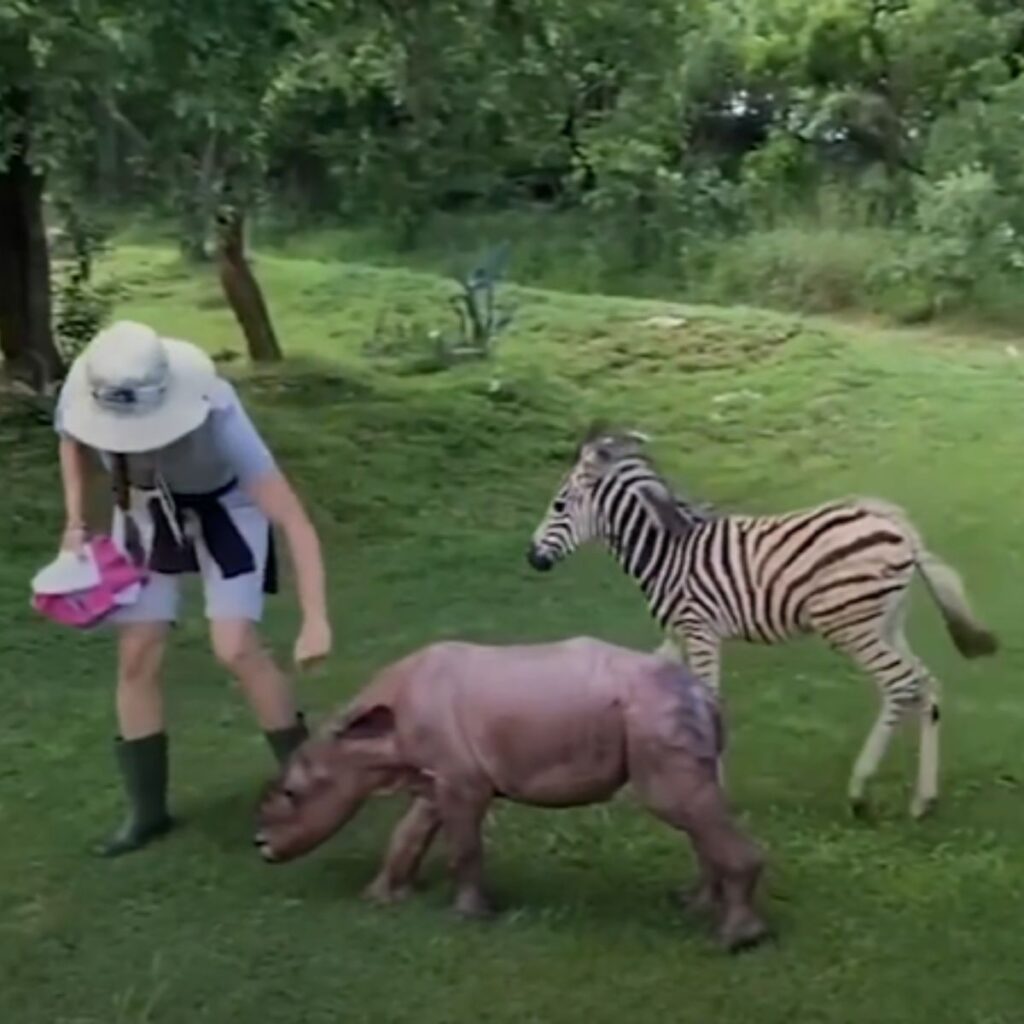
[255,637,770,952]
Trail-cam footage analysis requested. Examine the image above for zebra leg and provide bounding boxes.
[904,649,942,820]
[912,676,942,819]
[681,627,726,785]
[847,700,900,817]
[886,616,942,819]
[680,628,721,692]
[654,636,685,663]
[825,630,924,817]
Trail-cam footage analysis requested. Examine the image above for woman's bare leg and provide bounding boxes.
[209,619,307,762]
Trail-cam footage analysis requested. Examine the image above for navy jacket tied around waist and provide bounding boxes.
[143,478,278,594]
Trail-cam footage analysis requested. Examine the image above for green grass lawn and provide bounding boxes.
[2,243,1023,1023]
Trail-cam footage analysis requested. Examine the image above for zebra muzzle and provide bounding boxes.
[526,546,554,571]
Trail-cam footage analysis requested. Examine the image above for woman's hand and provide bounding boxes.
[60,522,88,556]
[294,614,332,670]
[246,468,332,670]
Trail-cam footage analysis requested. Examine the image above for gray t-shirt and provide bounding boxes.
[55,378,276,506]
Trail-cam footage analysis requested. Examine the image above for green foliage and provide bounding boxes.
[53,263,117,365]
[912,167,1020,288]
[868,166,1024,317]
[925,78,1024,227]
[12,0,1024,343]
[445,242,516,358]
[0,1,136,176]
[582,145,740,272]
[363,243,515,373]
[4,243,1024,1023]
[697,226,899,315]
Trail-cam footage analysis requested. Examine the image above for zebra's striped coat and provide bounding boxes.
[527,429,997,818]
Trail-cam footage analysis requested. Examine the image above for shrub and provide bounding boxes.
[870,165,1024,320]
[695,226,903,314]
[52,204,118,363]
[908,166,1021,305]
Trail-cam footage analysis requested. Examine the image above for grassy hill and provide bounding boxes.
[2,243,1022,1023]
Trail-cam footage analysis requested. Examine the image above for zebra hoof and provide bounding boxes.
[910,796,937,820]
[848,796,872,821]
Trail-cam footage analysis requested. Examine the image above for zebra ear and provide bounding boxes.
[582,442,614,467]
[623,429,651,445]
[579,425,650,469]
[577,420,611,459]
[576,420,614,467]
[606,428,651,460]
[578,421,649,450]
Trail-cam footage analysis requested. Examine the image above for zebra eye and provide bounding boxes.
[552,498,567,515]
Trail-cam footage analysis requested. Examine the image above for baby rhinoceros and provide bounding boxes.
[254,636,770,951]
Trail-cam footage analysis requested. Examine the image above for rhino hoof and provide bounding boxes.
[672,883,718,916]
[719,914,770,954]
[363,880,413,907]
[454,892,497,921]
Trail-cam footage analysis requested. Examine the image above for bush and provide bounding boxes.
[908,166,1021,304]
[52,203,119,363]
[54,273,118,363]
[868,166,1024,322]
[694,226,904,314]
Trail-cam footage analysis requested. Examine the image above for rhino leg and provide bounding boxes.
[689,793,768,952]
[364,796,442,905]
[436,783,494,919]
[675,853,722,916]
[630,749,769,952]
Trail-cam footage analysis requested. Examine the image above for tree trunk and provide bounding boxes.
[0,90,63,388]
[179,133,220,262]
[94,94,121,203]
[216,206,283,362]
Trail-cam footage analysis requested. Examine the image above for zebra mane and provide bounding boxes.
[611,452,718,533]
[575,424,719,530]
[642,481,696,536]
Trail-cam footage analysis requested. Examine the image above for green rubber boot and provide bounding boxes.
[264,712,309,766]
[95,732,175,858]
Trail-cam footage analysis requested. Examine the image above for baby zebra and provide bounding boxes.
[526,426,998,819]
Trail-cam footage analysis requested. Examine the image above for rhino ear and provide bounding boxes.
[334,704,395,742]
[333,704,400,767]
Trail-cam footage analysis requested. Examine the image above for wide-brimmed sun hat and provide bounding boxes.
[59,321,218,453]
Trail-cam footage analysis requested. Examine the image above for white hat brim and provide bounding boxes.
[60,338,219,454]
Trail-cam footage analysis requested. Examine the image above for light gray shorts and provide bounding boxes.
[109,490,271,625]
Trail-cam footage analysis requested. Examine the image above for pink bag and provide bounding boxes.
[31,535,147,628]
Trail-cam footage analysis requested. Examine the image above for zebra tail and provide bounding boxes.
[853,496,998,659]
[916,549,999,659]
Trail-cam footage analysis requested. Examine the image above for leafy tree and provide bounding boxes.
[9,0,1024,363]
[0,0,129,384]
[115,0,337,361]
